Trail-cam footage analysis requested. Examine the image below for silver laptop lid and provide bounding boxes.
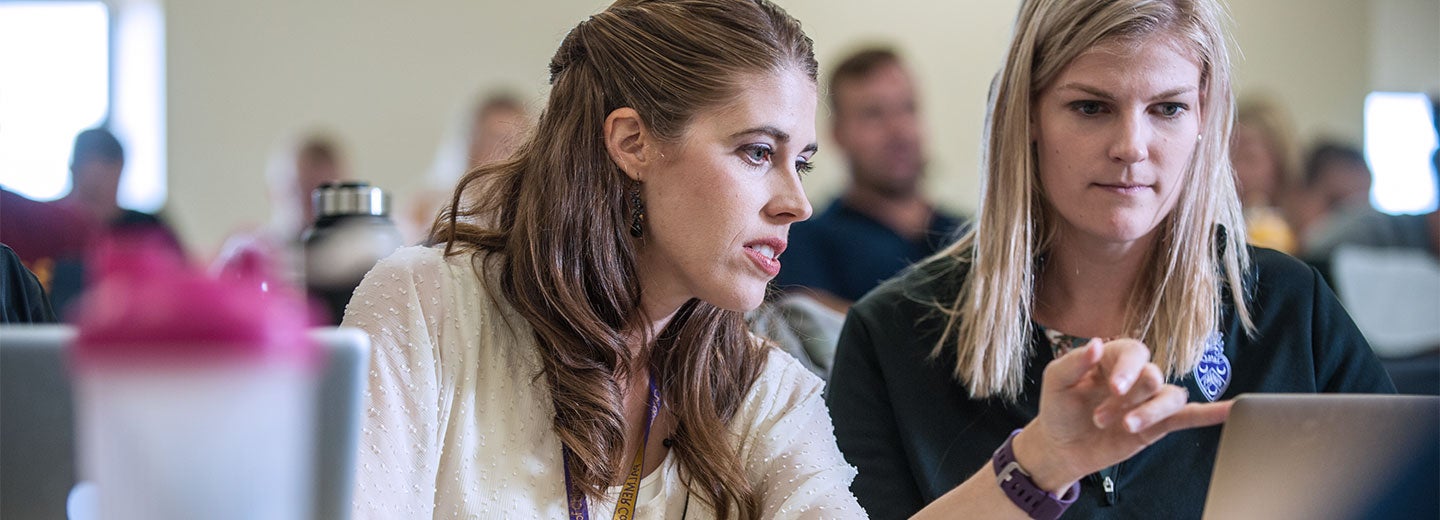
[1202,393,1439,520]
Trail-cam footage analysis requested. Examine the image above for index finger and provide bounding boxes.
[1148,400,1233,434]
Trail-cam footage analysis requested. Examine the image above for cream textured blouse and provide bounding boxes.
[343,246,864,519]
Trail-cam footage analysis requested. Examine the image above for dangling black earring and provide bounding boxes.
[629,184,645,238]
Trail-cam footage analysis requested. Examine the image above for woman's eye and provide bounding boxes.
[1155,102,1188,117]
[796,159,815,177]
[1071,100,1105,116]
[741,144,774,165]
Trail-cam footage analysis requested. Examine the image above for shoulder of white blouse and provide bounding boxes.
[345,245,494,335]
[363,246,448,286]
[758,347,824,390]
[368,245,492,298]
[736,348,827,424]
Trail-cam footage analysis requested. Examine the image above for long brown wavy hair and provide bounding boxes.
[428,1,817,516]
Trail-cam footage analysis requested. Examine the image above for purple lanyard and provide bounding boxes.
[564,374,660,520]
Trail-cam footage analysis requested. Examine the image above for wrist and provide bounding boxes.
[993,429,1080,520]
[1011,427,1081,494]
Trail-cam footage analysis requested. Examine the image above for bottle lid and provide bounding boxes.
[71,231,317,367]
[312,181,389,218]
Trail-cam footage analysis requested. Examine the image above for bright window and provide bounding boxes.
[0,1,110,201]
[0,0,165,212]
[111,0,166,212]
[1365,92,1440,215]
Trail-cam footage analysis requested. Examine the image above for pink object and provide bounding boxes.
[212,234,280,286]
[71,231,316,366]
[68,232,320,520]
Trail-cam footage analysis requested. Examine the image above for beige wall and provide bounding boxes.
[1370,0,1440,93]
[162,0,1439,255]
[1229,0,1371,144]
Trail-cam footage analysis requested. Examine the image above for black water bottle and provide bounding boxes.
[302,182,404,324]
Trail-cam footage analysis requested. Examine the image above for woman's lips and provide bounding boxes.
[742,238,786,277]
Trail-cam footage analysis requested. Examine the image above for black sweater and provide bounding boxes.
[0,243,55,324]
[827,247,1395,519]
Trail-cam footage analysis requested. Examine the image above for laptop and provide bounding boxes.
[0,325,369,520]
[1202,393,1440,520]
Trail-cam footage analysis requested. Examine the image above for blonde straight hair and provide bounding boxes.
[933,0,1254,400]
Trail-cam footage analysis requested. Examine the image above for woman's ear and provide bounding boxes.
[604,107,651,182]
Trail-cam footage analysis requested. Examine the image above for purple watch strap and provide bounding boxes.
[992,429,1080,520]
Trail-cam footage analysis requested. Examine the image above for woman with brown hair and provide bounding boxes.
[343,0,864,517]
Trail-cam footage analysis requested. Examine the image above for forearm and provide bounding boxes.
[910,461,1031,520]
[911,427,1081,520]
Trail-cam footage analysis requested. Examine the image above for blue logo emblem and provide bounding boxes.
[1193,331,1230,402]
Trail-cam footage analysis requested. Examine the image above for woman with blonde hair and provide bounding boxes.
[344,1,866,517]
[828,0,1393,518]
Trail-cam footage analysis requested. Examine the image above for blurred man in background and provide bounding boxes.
[60,128,180,245]
[2,127,181,318]
[774,47,965,310]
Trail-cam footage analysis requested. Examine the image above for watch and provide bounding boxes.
[992,429,1080,520]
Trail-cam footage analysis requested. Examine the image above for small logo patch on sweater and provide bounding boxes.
[1193,331,1230,402]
